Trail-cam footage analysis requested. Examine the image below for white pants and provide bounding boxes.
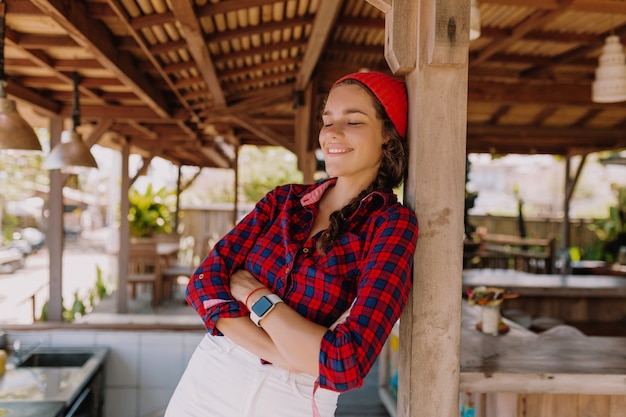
[165,334,339,417]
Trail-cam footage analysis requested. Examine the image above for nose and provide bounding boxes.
[322,122,342,139]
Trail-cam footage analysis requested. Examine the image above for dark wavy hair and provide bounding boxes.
[316,78,408,254]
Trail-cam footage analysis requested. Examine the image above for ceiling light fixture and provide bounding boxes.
[44,72,98,171]
[0,0,41,152]
[592,35,626,103]
[469,0,481,41]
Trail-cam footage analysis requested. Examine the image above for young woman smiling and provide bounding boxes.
[165,71,418,417]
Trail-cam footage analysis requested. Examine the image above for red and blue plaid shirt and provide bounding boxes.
[186,178,418,392]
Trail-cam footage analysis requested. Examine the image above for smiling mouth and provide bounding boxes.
[327,148,351,155]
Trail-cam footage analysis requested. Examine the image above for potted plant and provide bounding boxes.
[128,184,176,239]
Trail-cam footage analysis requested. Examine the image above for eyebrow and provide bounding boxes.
[322,108,369,117]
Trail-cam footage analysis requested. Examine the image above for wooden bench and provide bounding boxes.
[464,233,556,274]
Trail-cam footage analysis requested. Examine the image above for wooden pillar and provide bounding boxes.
[233,144,239,226]
[117,139,130,313]
[562,157,572,251]
[174,165,182,233]
[295,80,317,184]
[375,0,470,416]
[47,117,64,322]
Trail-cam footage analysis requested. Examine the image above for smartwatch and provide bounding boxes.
[250,294,283,327]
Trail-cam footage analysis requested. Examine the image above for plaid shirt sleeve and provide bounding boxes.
[185,189,278,335]
[318,206,418,392]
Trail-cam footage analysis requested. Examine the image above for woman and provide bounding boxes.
[165,71,418,417]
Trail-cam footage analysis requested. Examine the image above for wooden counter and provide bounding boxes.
[459,303,626,417]
[379,302,626,417]
[462,269,626,328]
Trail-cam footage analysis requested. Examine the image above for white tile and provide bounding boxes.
[96,331,141,347]
[104,387,138,417]
[104,345,140,387]
[49,330,96,346]
[139,342,185,388]
[138,387,174,417]
[7,331,50,349]
[140,332,181,346]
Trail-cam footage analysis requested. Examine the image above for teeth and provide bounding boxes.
[328,148,347,154]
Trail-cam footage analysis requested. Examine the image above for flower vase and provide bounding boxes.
[481,304,500,335]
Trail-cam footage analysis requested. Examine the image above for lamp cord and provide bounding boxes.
[72,71,80,131]
[0,0,6,95]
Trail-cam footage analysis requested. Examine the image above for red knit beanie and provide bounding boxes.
[333,71,408,139]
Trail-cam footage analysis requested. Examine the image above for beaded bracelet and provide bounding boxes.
[245,287,266,309]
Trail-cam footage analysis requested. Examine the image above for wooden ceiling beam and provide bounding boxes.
[468,80,598,106]
[5,27,102,101]
[471,0,575,67]
[467,124,625,141]
[206,16,313,45]
[195,0,280,16]
[170,1,225,108]
[61,104,170,120]
[129,11,176,30]
[212,40,305,63]
[31,0,171,118]
[230,114,295,153]
[294,0,343,90]
[104,0,200,121]
[5,82,61,117]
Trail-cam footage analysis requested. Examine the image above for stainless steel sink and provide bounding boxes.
[17,352,93,368]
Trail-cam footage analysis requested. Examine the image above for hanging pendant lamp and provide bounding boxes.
[469,0,481,41]
[44,72,98,171]
[592,35,626,103]
[0,0,41,152]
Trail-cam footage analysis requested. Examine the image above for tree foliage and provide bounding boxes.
[237,146,303,203]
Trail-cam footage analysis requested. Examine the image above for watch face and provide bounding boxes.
[251,296,273,317]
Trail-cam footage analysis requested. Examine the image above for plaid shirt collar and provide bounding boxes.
[300,177,397,212]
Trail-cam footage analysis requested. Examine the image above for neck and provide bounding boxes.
[323,177,370,210]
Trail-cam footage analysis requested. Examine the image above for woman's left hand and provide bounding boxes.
[230,269,265,305]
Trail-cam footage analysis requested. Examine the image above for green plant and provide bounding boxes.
[38,264,113,323]
[587,184,626,262]
[128,184,176,238]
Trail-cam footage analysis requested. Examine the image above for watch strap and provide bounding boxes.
[250,294,283,327]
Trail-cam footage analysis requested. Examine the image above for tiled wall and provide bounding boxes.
[6,329,205,417]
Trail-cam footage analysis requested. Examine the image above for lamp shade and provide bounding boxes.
[0,97,41,151]
[43,130,98,172]
[470,0,481,41]
[592,35,626,103]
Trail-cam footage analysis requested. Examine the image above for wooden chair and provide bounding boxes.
[127,241,161,307]
[470,233,556,274]
[160,235,196,300]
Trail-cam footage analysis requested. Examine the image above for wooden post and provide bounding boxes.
[295,80,317,184]
[380,0,471,416]
[117,139,130,313]
[47,117,64,322]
